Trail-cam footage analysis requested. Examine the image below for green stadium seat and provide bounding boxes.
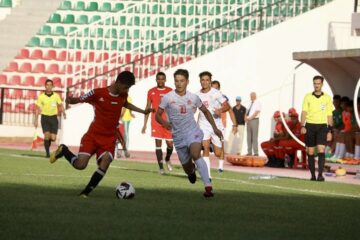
[54,38,67,48]
[166,5,172,14]
[126,41,131,51]
[83,39,94,50]
[181,5,186,15]
[67,26,78,34]
[141,16,151,26]
[0,0,12,7]
[90,15,101,23]
[38,25,51,35]
[69,39,81,49]
[91,28,103,37]
[49,13,61,23]
[99,2,111,12]
[188,6,194,15]
[105,29,117,38]
[132,29,140,39]
[180,17,186,27]
[53,26,65,36]
[110,40,118,50]
[76,15,88,24]
[41,38,54,48]
[27,37,40,47]
[118,16,126,25]
[63,14,75,24]
[152,4,159,14]
[74,1,85,11]
[86,2,98,11]
[112,2,124,12]
[59,1,71,10]
[96,40,104,50]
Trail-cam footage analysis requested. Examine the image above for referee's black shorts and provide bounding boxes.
[41,115,58,134]
[305,123,327,147]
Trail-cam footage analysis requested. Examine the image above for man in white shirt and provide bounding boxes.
[245,92,261,156]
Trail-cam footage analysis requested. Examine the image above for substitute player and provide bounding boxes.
[156,69,223,198]
[196,71,233,178]
[50,71,152,197]
[142,72,174,174]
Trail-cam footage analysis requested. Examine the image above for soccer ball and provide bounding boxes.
[115,182,135,199]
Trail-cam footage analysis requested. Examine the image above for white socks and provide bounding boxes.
[218,159,224,170]
[195,157,212,187]
[203,156,211,178]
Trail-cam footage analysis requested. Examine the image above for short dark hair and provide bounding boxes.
[333,94,341,100]
[156,72,166,79]
[346,100,354,108]
[313,75,324,82]
[211,80,220,88]
[45,79,53,85]
[199,71,212,79]
[174,69,189,80]
[116,71,135,86]
[341,96,350,103]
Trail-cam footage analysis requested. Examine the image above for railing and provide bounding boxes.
[66,0,334,97]
[0,86,63,126]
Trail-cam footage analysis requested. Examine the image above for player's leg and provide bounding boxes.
[354,132,360,160]
[246,123,253,155]
[210,133,224,172]
[41,115,52,157]
[315,124,327,181]
[176,146,196,183]
[261,141,277,167]
[190,142,213,198]
[201,139,212,178]
[79,152,113,197]
[123,121,130,157]
[155,139,164,174]
[305,124,317,181]
[48,116,59,155]
[165,140,174,171]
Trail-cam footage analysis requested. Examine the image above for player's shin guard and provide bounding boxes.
[195,157,211,187]
[317,153,325,177]
[203,156,211,178]
[80,168,106,196]
[155,148,163,169]
[307,154,316,179]
[165,147,173,162]
[61,145,78,166]
[44,139,51,156]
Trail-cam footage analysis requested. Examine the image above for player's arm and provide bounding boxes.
[34,104,41,128]
[66,96,81,105]
[155,107,171,130]
[142,99,152,134]
[228,106,237,133]
[124,101,152,115]
[199,104,223,140]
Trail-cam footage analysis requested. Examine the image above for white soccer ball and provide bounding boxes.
[115,182,135,199]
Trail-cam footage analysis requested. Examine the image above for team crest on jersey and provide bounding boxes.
[151,92,155,95]
[99,97,104,102]
[170,100,176,105]
[187,100,192,105]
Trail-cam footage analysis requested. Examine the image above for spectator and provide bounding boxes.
[227,96,246,155]
[245,92,261,156]
[121,95,135,157]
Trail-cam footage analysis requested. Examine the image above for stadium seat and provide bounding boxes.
[86,2,98,11]
[45,64,59,74]
[14,102,25,113]
[27,103,37,112]
[23,76,35,86]
[32,63,45,73]
[41,38,54,48]
[57,50,67,61]
[9,75,21,85]
[54,38,67,48]
[59,0,71,10]
[36,77,47,86]
[90,15,101,23]
[27,37,40,47]
[76,15,88,24]
[2,102,13,112]
[63,14,75,24]
[99,2,111,12]
[3,61,18,72]
[112,2,124,12]
[29,49,43,59]
[19,63,32,73]
[96,52,109,62]
[48,13,61,23]
[74,1,85,11]
[53,26,65,36]
[0,0,12,7]
[25,90,37,100]
[0,74,7,84]
[43,49,57,60]
[52,77,62,87]
[12,89,23,99]
[15,49,29,59]
[38,25,51,35]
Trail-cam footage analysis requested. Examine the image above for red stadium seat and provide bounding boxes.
[32,63,45,73]
[19,63,32,73]
[125,53,132,63]
[43,50,57,60]
[12,89,23,99]
[57,51,67,61]
[2,102,13,112]
[14,102,26,113]
[96,52,109,62]
[3,88,10,98]
[4,62,18,72]
[46,64,59,74]
[36,77,47,86]
[9,75,21,85]
[25,90,38,99]
[66,78,73,87]
[0,74,7,84]
[15,49,30,59]
[28,103,37,113]
[29,49,43,60]
[68,51,82,61]
[52,77,62,87]
[84,52,95,62]
[24,76,35,86]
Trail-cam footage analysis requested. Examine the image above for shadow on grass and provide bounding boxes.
[0,183,359,240]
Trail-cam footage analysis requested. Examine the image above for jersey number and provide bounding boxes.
[180,105,187,114]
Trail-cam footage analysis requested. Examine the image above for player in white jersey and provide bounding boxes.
[156,69,223,198]
[196,71,233,178]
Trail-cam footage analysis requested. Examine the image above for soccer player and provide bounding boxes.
[301,75,333,181]
[155,69,223,198]
[142,72,174,174]
[34,79,66,157]
[49,71,152,197]
[196,72,233,177]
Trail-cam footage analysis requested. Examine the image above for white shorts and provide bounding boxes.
[200,124,224,148]
[174,128,204,165]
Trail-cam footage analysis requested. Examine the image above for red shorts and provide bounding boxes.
[79,132,117,162]
[151,122,172,140]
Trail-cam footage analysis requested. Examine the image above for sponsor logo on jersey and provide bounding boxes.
[99,97,104,102]
[111,102,118,105]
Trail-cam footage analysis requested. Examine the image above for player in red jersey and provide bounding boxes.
[49,71,152,197]
[142,72,174,174]
[278,108,305,167]
[261,111,287,167]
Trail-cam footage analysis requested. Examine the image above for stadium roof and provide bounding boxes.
[293,48,360,97]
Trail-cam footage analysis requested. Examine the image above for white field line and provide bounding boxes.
[1,153,360,199]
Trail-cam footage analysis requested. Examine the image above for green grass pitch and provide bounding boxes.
[0,148,359,240]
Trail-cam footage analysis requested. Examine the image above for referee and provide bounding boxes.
[301,76,334,181]
[34,79,66,157]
